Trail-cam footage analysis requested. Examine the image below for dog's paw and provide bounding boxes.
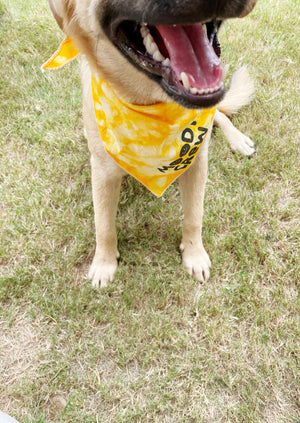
[88,254,118,288]
[229,132,255,156]
[180,242,211,282]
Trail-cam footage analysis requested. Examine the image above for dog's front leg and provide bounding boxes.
[179,136,211,282]
[88,154,123,288]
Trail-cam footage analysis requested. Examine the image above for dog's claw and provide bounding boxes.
[180,242,211,282]
[230,133,255,156]
[88,257,118,288]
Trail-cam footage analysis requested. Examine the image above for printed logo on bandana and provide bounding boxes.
[158,120,208,174]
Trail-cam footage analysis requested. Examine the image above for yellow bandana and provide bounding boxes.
[42,37,215,196]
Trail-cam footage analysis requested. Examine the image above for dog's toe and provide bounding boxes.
[230,133,255,156]
[88,257,118,288]
[181,243,211,282]
[240,135,255,156]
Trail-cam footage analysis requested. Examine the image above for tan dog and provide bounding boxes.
[47,0,257,287]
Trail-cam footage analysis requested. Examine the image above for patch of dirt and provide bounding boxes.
[0,310,50,413]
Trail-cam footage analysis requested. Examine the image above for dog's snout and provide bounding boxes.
[214,0,252,18]
[101,0,255,36]
[140,0,251,25]
[102,0,255,29]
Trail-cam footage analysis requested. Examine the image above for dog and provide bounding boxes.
[45,0,257,287]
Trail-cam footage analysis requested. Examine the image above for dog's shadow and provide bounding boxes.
[116,176,183,269]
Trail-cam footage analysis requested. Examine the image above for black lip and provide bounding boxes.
[102,14,225,108]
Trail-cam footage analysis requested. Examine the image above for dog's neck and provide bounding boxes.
[42,37,215,196]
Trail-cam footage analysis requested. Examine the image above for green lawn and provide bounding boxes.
[0,0,299,422]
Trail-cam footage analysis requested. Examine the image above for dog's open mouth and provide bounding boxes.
[114,20,224,108]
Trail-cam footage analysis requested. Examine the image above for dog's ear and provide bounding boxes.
[239,0,257,17]
[48,0,65,29]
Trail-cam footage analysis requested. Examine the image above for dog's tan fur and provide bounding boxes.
[48,0,257,287]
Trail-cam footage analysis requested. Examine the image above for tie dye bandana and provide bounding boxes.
[42,37,215,196]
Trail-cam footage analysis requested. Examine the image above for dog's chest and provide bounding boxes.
[92,76,215,196]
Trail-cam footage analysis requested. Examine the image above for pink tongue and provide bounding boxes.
[156,24,223,91]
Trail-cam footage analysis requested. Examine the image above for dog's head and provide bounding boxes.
[49,0,257,108]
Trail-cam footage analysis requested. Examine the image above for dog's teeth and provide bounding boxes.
[180,73,222,95]
[210,21,218,45]
[145,34,157,55]
[212,82,222,92]
[162,58,170,66]
[181,72,190,90]
[202,24,207,37]
[140,25,149,38]
[141,27,166,62]
[195,82,223,96]
[153,50,165,62]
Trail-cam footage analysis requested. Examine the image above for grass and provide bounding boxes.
[0,0,299,422]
